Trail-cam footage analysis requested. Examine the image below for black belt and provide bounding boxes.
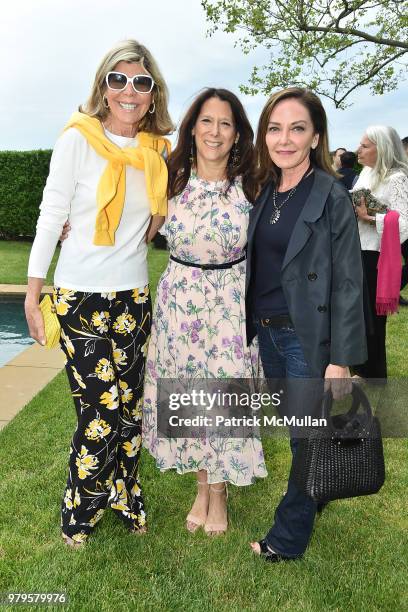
[259,315,293,328]
[169,254,246,270]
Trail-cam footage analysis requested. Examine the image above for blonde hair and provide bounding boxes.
[365,125,408,191]
[80,39,174,135]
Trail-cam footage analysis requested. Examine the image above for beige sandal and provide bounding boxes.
[131,525,148,536]
[62,533,84,549]
[204,483,228,536]
[186,481,209,533]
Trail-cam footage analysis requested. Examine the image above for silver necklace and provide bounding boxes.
[269,164,312,225]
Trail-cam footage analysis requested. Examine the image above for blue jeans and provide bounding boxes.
[256,322,318,558]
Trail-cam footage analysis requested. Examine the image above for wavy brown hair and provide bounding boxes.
[254,87,336,195]
[80,39,174,136]
[168,88,255,201]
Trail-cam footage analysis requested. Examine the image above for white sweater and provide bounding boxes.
[352,167,408,252]
[28,127,151,292]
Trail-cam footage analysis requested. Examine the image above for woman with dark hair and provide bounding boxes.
[25,39,172,547]
[143,88,267,535]
[246,87,366,561]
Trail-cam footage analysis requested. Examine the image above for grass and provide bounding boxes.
[0,241,168,297]
[0,240,60,285]
[0,240,407,611]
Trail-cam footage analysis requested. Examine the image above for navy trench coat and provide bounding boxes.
[245,168,367,377]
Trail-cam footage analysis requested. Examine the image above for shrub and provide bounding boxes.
[0,150,52,239]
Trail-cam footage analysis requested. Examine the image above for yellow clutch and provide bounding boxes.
[39,294,61,349]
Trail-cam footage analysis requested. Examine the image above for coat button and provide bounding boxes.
[308,272,317,281]
[317,305,327,313]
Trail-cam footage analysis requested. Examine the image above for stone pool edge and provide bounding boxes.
[0,285,65,431]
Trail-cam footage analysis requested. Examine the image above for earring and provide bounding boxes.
[148,101,156,114]
[103,95,109,109]
[230,143,240,167]
[189,139,195,165]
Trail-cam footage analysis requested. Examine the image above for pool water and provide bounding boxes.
[0,302,34,367]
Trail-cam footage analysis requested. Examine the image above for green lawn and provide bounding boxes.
[0,240,407,612]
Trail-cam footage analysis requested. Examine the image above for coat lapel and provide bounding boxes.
[281,169,335,271]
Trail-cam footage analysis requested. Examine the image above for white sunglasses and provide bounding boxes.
[105,71,155,94]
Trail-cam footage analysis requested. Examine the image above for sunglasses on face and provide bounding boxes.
[105,71,155,94]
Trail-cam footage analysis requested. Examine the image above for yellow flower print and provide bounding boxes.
[105,471,114,490]
[54,288,76,316]
[101,292,116,301]
[132,286,149,304]
[141,339,149,358]
[119,380,133,404]
[85,418,112,442]
[64,488,73,510]
[71,365,86,389]
[109,479,130,513]
[131,397,142,420]
[131,482,141,498]
[69,515,77,526]
[111,341,127,369]
[94,358,115,382]
[113,312,136,335]
[71,532,87,544]
[91,311,110,333]
[99,385,119,410]
[138,510,146,527]
[122,434,141,458]
[61,329,75,358]
[75,445,99,480]
[89,509,105,527]
[74,487,81,508]
[120,460,128,478]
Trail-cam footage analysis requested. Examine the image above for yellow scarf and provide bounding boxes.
[64,112,171,246]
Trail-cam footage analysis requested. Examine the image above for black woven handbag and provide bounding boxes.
[291,384,385,503]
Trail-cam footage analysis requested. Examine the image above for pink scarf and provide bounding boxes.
[376,210,401,315]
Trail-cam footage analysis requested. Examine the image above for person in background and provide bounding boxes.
[246,87,366,562]
[400,136,408,306]
[332,146,346,171]
[353,126,408,379]
[143,88,267,536]
[338,151,358,189]
[25,39,172,547]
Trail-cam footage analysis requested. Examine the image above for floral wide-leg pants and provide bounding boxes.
[54,286,151,544]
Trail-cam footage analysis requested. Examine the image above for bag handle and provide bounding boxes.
[322,383,373,439]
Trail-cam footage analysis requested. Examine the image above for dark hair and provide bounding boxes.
[335,147,346,155]
[340,151,357,168]
[168,88,255,201]
[402,136,408,149]
[254,87,335,193]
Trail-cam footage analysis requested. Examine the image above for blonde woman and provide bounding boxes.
[25,40,172,547]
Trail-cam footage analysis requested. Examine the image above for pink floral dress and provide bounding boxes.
[142,173,267,485]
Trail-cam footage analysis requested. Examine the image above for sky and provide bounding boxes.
[1,0,407,152]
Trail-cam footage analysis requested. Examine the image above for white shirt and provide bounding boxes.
[28,127,151,291]
[352,166,408,252]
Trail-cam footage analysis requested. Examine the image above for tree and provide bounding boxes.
[202,0,408,108]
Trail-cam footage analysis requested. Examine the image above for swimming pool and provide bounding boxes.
[0,301,34,367]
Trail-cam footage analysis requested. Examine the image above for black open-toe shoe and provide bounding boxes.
[257,540,301,563]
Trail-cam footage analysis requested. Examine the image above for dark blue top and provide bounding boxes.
[252,172,314,317]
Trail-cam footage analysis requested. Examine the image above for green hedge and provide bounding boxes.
[0,150,52,239]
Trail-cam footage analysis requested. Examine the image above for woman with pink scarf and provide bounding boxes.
[353,125,408,380]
